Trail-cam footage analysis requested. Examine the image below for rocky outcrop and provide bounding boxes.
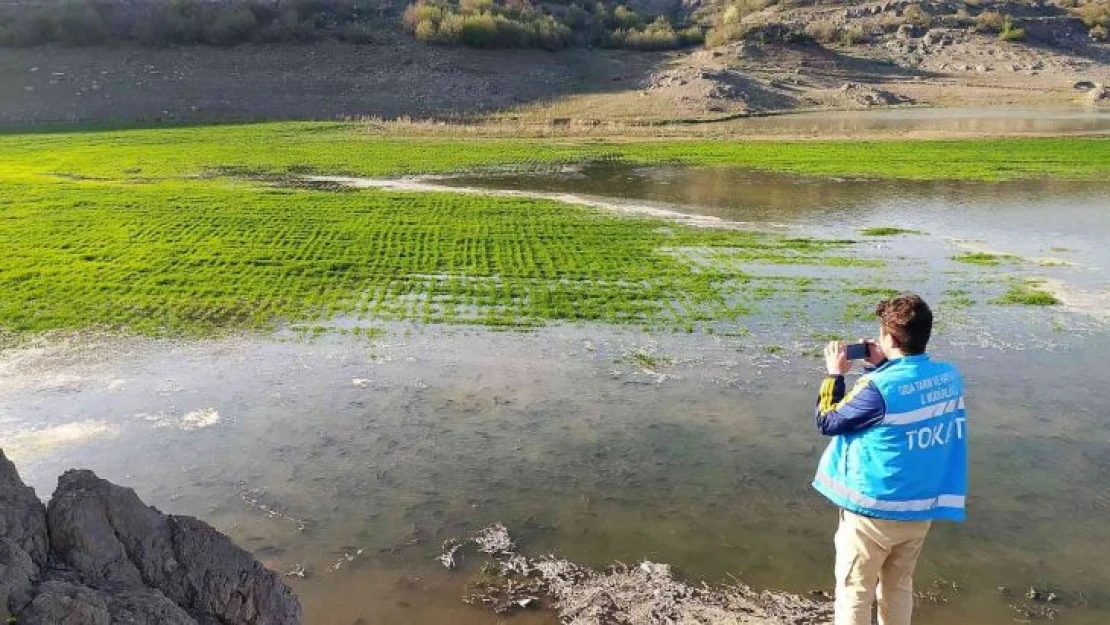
[0,448,302,624]
[0,449,48,620]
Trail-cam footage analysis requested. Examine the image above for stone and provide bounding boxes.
[0,540,40,618]
[0,449,48,619]
[1086,84,1109,104]
[0,449,48,566]
[18,581,111,625]
[1,449,302,624]
[47,470,303,624]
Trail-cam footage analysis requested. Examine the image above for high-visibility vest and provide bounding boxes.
[813,354,968,522]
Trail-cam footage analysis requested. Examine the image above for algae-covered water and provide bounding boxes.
[3,166,1109,625]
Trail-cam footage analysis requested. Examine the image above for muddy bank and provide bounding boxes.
[0,448,301,624]
[446,524,832,625]
[1,25,1106,127]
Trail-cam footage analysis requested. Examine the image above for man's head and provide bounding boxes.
[875,293,933,358]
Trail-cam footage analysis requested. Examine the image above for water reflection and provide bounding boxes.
[3,320,1110,624]
[3,162,1109,624]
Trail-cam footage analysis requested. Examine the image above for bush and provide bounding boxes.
[804,21,840,44]
[401,0,680,50]
[901,4,932,28]
[1,0,381,47]
[457,12,498,46]
[1092,24,1108,40]
[205,5,260,46]
[611,5,641,29]
[404,2,443,31]
[974,10,1005,33]
[678,24,704,46]
[1074,1,1109,30]
[998,16,1024,41]
[705,20,752,46]
[51,3,108,46]
[841,24,867,45]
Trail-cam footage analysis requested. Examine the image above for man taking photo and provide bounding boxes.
[813,293,968,625]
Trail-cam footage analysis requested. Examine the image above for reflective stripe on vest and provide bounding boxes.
[814,471,966,513]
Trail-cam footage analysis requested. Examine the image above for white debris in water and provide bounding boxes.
[473,523,516,556]
[438,539,463,569]
[351,378,370,388]
[138,408,222,431]
[283,564,309,579]
[329,548,365,572]
[181,408,221,430]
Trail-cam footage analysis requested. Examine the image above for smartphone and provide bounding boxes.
[845,342,869,361]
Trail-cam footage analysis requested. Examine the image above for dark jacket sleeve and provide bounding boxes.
[814,375,886,436]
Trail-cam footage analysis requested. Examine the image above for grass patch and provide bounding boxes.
[861,227,922,237]
[1,123,1108,182]
[848,286,899,299]
[992,281,1060,306]
[625,350,674,370]
[942,288,974,309]
[952,252,1019,266]
[0,123,1101,336]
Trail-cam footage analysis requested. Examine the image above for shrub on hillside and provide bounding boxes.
[611,16,681,50]
[900,4,932,28]
[998,16,1024,41]
[1074,1,1109,29]
[804,21,839,44]
[1091,24,1108,40]
[0,0,381,47]
[974,10,1005,33]
[704,0,776,47]
[705,20,752,46]
[401,0,694,50]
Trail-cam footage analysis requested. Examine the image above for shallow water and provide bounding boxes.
[3,165,1110,624]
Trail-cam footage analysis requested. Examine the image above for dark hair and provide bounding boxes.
[875,293,933,355]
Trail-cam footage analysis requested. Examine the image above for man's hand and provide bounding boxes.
[824,341,851,376]
[861,338,885,367]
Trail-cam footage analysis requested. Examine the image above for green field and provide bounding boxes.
[1,123,1106,337]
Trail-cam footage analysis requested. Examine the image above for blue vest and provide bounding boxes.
[813,354,968,522]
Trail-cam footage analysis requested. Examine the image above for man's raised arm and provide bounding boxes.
[814,375,886,436]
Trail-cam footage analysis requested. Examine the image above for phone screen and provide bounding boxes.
[845,342,869,361]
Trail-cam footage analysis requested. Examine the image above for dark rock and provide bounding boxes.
[0,449,48,619]
[0,450,48,565]
[47,469,303,624]
[0,448,302,625]
[18,581,111,625]
[0,539,40,618]
[20,582,200,625]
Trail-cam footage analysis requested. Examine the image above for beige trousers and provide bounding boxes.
[834,509,932,625]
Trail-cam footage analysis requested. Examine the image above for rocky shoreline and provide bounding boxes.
[443,524,834,625]
[0,448,301,624]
